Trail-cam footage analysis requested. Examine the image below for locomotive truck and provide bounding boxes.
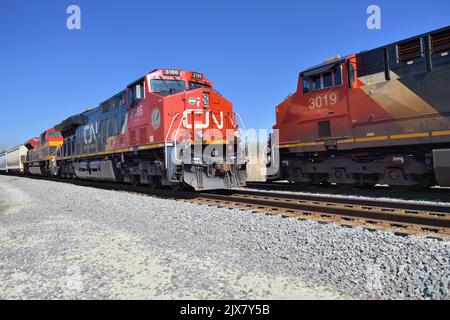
[269,26,450,189]
[1,69,247,191]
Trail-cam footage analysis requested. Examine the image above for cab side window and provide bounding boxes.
[302,78,310,93]
[134,83,145,100]
[303,64,344,94]
[348,62,355,88]
[323,72,332,88]
[312,75,322,91]
[333,67,343,86]
[128,81,145,103]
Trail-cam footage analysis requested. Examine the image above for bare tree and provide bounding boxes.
[0,142,6,153]
[0,142,14,153]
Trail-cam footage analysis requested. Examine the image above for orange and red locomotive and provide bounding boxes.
[24,128,63,176]
[271,26,450,188]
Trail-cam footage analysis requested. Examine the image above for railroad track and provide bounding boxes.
[189,191,450,238]
[246,181,450,200]
[4,174,450,238]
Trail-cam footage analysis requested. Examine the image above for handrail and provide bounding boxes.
[165,108,242,172]
[172,111,190,167]
[234,112,248,162]
[235,112,248,133]
[165,113,181,169]
[165,113,181,144]
[164,109,205,170]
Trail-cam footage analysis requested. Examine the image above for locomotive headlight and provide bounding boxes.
[202,92,210,106]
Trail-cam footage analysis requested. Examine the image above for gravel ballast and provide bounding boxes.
[0,175,449,299]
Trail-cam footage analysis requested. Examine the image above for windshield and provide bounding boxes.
[189,82,211,90]
[150,79,186,96]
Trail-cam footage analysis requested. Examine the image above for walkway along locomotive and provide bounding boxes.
[269,26,450,189]
[0,69,247,191]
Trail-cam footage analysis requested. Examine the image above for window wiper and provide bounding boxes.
[172,77,185,90]
[158,76,171,90]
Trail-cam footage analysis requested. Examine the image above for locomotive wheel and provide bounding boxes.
[288,181,310,188]
[390,185,414,192]
[148,177,160,190]
[391,175,432,191]
[362,176,378,188]
[130,175,140,187]
[170,183,186,191]
[218,189,236,195]
[337,183,357,190]
[362,182,377,188]
[412,175,433,191]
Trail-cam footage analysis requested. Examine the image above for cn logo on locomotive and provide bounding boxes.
[83,123,99,145]
[182,111,224,130]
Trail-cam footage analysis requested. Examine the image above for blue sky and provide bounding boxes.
[0,0,449,147]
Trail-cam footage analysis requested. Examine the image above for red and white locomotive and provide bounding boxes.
[36,69,246,190]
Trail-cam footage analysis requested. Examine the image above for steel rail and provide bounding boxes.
[3,174,449,238]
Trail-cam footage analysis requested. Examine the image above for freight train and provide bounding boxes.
[0,69,247,191]
[268,26,450,189]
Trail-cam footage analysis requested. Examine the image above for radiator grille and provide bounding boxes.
[397,38,423,62]
[139,127,147,143]
[431,29,450,53]
[129,130,136,145]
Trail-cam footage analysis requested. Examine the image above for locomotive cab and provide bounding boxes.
[140,69,246,190]
[275,56,355,154]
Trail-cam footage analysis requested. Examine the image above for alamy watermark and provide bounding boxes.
[365,263,383,292]
[66,5,81,30]
[367,5,381,30]
[66,265,84,292]
[64,5,381,31]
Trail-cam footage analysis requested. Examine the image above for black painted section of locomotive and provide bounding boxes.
[56,100,128,158]
[356,26,450,114]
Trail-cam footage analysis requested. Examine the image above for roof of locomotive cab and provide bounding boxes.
[301,56,349,77]
[127,68,185,87]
